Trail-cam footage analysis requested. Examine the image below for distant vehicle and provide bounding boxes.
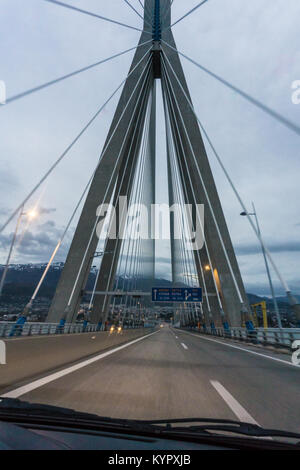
[109,325,115,334]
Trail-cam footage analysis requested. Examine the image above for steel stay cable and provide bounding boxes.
[162,68,212,313]
[163,76,210,315]
[43,0,150,34]
[161,49,292,294]
[169,126,191,289]
[124,0,144,19]
[99,80,153,316]
[162,86,187,289]
[89,77,153,311]
[167,110,201,322]
[162,40,300,139]
[0,46,152,235]
[164,92,196,321]
[170,0,209,28]
[5,40,152,106]
[28,172,95,308]
[88,98,146,312]
[66,59,152,309]
[162,62,223,312]
[130,102,154,322]
[162,55,243,306]
[123,0,153,29]
[111,87,152,309]
[123,96,152,311]
[169,131,193,318]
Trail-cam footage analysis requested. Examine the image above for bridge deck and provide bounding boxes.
[1,326,299,434]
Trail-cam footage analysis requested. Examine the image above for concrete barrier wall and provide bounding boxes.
[0,328,155,393]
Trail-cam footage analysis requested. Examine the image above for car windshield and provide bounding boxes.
[0,0,300,450]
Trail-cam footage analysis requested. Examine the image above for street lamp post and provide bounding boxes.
[240,202,282,329]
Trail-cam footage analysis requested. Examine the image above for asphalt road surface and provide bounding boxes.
[2,327,300,434]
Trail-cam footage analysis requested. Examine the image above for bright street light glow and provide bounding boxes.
[27,210,38,220]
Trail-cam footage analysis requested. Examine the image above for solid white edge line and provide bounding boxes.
[1,330,160,399]
[177,330,300,368]
[210,380,259,425]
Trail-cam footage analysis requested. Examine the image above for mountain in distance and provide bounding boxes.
[0,263,298,307]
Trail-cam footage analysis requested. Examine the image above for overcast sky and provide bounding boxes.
[0,0,300,296]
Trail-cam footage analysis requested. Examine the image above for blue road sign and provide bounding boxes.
[152,287,202,303]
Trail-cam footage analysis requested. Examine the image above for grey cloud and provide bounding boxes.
[39,207,57,215]
[235,241,300,256]
[0,219,73,262]
[244,279,300,297]
[0,208,10,217]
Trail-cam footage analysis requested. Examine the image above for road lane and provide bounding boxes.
[173,328,300,433]
[5,327,236,421]
[2,326,299,435]
[0,328,154,392]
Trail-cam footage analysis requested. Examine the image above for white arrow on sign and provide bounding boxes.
[185,289,192,301]
[0,340,6,365]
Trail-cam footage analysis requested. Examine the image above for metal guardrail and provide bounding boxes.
[183,326,300,349]
[0,322,144,338]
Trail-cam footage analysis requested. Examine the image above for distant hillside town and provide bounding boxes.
[0,263,297,327]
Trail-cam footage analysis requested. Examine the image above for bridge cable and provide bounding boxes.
[123,0,144,20]
[88,117,141,313]
[137,0,144,10]
[23,172,96,314]
[162,59,230,312]
[109,91,153,323]
[115,163,146,323]
[162,40,300,138]
[124,98,152,322]
[66,60,152,311]
[164,75,206,327]
[165,101,192,288]
[167,121,199,323]
[123,0,153,30]
[102,81,152,318]
[0,46,152,235]
[123,98,152,316]
[4,40,152,106]
[163,64,215,305]
[161,49,292,295]
[90,82,152,318]
[168,117,205,323]
[162,73,213,316]
[170,126,211,321]
[77,65,152,323]
[33,111,154,313]
[162,56,243,307]
[43,0,150,34]
[170,0,210,28]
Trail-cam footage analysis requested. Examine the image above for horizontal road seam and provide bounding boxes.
[0,330,160,399]
[179,330,300,369]
[210,380,259,425]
